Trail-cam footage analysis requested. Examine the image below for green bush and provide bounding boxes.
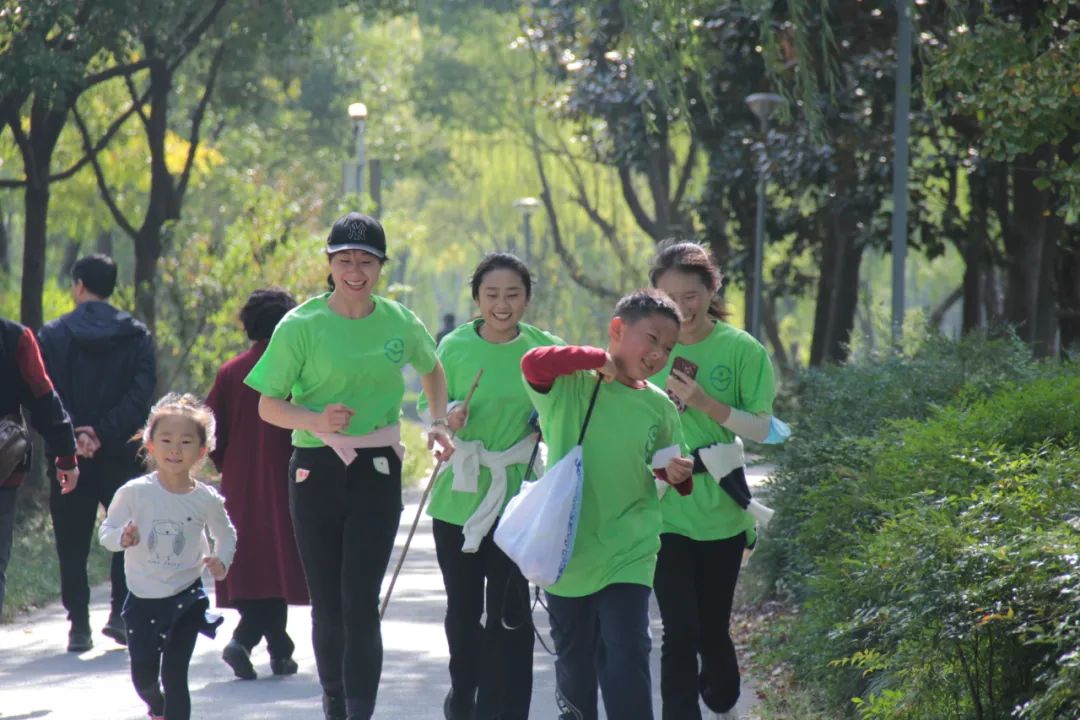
[822,445,1080,719]
[761,331,1042,599]
[759,333,1079,718]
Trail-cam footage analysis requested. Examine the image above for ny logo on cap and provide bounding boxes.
[346,218,367,245]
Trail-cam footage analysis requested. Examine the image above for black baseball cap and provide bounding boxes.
[325,212,387,260]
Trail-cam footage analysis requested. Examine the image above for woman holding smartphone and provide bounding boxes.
[648,241,785,720]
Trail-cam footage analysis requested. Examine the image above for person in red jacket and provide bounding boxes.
[205,289,310,680]
[0,316,80,617]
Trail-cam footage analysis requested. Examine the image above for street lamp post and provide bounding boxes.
[745,92,784,342]
[513,197,541,264]
[345,102,368,197]
[891,0,913,346]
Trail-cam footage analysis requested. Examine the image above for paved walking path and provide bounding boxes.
[0,466,772,719]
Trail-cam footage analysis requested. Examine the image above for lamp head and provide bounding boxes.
[745,93,784,123]
[513,197,541,216]
[348,102,368,121]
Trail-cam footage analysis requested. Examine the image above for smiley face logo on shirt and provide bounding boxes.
[646,424,660,457]
[384,337,405,364]
[709,365,733,393]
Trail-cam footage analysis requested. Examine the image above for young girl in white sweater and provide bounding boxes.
[100,393,237,720]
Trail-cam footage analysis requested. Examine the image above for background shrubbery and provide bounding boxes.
[758,332,1080,719]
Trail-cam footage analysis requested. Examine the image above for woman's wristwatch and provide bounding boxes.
[429,418,449,431]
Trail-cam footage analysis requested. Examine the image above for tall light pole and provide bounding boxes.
[513,197,541,264]
[344,102,368,197]
[891,0,913,346]
[745,92,784,341]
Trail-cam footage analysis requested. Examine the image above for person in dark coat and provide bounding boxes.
[206,288,310,680]
[37,254,156,652]
[0,316,80,617]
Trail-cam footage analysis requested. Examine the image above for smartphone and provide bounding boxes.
[668,357,699,413]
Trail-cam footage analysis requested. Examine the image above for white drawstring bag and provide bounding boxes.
[495,376,601,588]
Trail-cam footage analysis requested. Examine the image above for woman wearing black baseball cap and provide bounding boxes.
[245,212,455,720]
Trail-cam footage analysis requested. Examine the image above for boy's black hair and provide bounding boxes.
[613,288,682,327]
[240,288,297,341]
[71,254,118,298]
[470,252,532,300]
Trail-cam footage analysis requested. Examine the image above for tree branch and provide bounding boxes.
[166,0,229,74]
[531,129,619,301]
[84,58,152,88]
[929,285,963,329]
[124,73,153,132]
[671,135,698,216]
[43,86,151,185]
[178,42,226,198]
[6,115,36,181]
[550,132,630,265]
[617,162,660,240]
[71,106,140,241]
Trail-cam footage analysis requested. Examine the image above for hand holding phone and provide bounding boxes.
[666,357,699,413]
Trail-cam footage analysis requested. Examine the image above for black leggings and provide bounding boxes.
[653,532,746,719]
[130,604,202,720]
[289,445,403,720]
[233,597,295,660]
[432,518,534,720]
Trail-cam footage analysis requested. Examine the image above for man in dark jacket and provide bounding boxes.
[0,316,79,618]
[38,254,155,652]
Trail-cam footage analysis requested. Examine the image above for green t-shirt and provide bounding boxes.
[243,294,437,448]
[525,369,684,598]
[650,321,776,541]
[420,320,563,526]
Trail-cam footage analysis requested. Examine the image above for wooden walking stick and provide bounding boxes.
[380,368,483,619]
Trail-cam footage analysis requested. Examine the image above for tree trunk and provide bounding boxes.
[19,103,68,329]
[961,166,990,332]
[1060,228,1080,353]
[59,238,81,282]
[699,147,732,272]
[21,182,49,330]
[810,231,863,365]
[1005,146,1060,357]
[96,229,114,256]
[133,58,181,331]
[810,146,863,366]
[0,202,9,275]
[732,187,757,333]
[762,293,791,375]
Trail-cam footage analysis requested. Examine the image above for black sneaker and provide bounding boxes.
[67,626,93,652]
[323,692,346,720]
[270,656,299,676]
[443,689,475,720]
[102,612,128,646]
[222,639,257,680]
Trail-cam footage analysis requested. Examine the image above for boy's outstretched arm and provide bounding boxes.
[521,345,609,393]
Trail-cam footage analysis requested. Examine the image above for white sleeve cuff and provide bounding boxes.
[720,409,791,445]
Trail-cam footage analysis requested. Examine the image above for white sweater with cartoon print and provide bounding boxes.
[100,473,237,599]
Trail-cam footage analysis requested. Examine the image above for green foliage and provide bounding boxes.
[2,510,112,623]
[400,419,433,488]
[924,1,1080,220]
[760,333,1080,717]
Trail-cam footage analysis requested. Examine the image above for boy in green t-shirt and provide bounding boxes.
[520,289,693,720]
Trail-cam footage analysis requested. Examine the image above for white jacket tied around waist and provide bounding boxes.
[313,423,405,465]
[697,437,774,526]
[442,433,542,552]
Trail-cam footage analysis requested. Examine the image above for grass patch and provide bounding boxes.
[2,508,113,623]
[733,559,834,719]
